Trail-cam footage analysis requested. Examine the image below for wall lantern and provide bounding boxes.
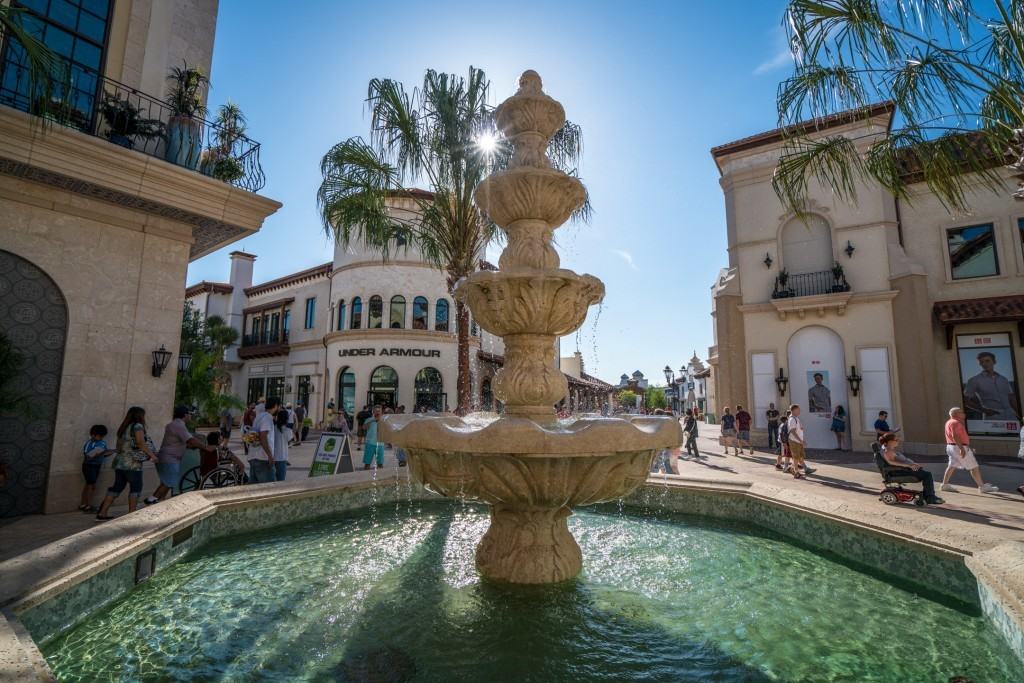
[177,351,192,373]
[846,365,863,396]
[774,367,789,396]
[844,240,856,258]
[763,252,773,268]
[151,345,172,378]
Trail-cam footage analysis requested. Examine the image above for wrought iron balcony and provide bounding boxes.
[772,265,851,299]
[0,71,265,192]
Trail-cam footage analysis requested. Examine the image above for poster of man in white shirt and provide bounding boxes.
[958,334,1021,436]
[806,371,832,414]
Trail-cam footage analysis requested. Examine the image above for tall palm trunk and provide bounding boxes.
[455,297,471,416]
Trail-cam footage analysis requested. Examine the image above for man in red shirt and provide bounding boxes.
[735,405,753,455]
[941,407,998,493]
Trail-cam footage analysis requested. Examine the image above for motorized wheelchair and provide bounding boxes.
[871,442,925,506]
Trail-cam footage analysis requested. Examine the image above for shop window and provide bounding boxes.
[368,365,398,408]
[368,295,383,329]
[858,347,893,433]
[415,367,445,412]
[338,367,356,416]
[336,300,346,331]
[751,353,775,429]
[350,297,362,329]
[297,375,312,410]
[246,377,265,405]
[435,299,449,332]
[304,297,316,328]
[265,376,285,400]
[412,296,428,330]
[282,309,290,335]
[947,223,999,279]
[390,295,406,329]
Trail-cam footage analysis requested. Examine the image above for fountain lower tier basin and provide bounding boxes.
[382,414,681,583]
[39,502,1022,682]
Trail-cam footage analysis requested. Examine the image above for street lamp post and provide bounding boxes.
[663,365,676,413]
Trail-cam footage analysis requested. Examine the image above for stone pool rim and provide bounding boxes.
[1,470,1022,680]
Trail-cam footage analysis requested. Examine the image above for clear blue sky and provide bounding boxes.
[187,0,794,386]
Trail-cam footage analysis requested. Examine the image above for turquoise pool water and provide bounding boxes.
[42,502,1021,682]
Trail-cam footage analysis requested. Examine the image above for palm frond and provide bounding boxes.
[778,63,868,124]
[773,134,866,211]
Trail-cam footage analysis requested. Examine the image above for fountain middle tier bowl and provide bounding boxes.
[454,269,604,337]
[380,414,681,506]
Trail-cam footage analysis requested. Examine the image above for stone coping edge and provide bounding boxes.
[0,471,1021,679]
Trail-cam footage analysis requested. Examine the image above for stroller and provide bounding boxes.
[871,442,925,506]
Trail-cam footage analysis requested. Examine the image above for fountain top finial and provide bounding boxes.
[518,70,543,93]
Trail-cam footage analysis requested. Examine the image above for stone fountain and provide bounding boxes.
[381,71,680,584]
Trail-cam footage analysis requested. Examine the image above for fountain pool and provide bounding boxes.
[40,501,1020,682]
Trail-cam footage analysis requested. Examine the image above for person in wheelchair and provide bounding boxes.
[876,432,943,505]
[206,432,248,482]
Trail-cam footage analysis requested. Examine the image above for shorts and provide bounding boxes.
[156,461,180,488]
[81,461,102,485]
[722,428,737,437]
[108,469,143,497]
[738,430,750,441]
[782,443,791,458]
[789,442,806,464]
[946,445,979,470]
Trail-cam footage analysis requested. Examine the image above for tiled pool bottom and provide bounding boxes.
[35,502,1022,682]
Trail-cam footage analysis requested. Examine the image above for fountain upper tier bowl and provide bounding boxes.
[454,269,603,337]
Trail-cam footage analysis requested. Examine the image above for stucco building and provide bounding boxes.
[710,103,1023,455]
[0,0,280,515]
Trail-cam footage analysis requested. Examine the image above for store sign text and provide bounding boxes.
[339,348,441,358]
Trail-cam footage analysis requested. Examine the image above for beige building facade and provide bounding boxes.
[0,0,280,515]
[711,104,1023,455]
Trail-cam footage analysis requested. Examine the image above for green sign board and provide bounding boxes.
[309,432,354,477]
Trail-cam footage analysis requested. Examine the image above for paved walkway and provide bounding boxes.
[2,424,1022,563]
[674,423,1024,538]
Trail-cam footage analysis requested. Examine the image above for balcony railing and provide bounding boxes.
[242,330,290,347]
[0,70,265,192]
[772,266,851,299]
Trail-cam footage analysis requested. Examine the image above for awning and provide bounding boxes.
[933,295,1024,348]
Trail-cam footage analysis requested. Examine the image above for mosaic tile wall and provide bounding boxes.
[624,486,979,604]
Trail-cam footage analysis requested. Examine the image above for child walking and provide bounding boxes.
[79,424,112,512]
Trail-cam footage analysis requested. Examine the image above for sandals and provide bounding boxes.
[94,514,115,522]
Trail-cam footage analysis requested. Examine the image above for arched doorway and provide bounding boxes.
[415,367,445,412]
[782,214,833,274]
[0,250,67,517]
[787,325,847,449]
[368,365,398,409]
[336,366,356,416]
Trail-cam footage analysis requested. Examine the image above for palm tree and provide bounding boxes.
[1,5,70,122]
[175,303,243,423]
[772,0,1024,214]
[318,66,587,415]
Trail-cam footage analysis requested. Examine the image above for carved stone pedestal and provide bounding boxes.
[476,505,582,584]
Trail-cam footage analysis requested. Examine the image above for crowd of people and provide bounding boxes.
[650,401,1023,501]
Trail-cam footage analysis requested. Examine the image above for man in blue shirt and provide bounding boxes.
[362,405,386,469]
[873,411,895,439]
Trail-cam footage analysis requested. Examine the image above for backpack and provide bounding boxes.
[779,420,790,444]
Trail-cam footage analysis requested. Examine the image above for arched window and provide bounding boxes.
[350,297,362,329]
[368,295,383,329]
[412,296,428,330]
[481,378,493,411]
[368,365,398,409]
[336,299,346,331]
[415,367,445,412]
[435,298,449,332]
[337,367,356,416]
[390,295,406,329]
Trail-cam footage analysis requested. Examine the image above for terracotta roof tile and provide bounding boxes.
[933,295,1024,323]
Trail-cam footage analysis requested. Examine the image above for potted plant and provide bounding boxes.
[99,94,163,149]
[164,64,209,169]
[830,262,850,293]
[32,95,90,131]
[200,101,247,182]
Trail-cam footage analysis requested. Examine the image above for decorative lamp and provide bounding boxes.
[846,365,863,396]
[764,253,773,268]
[663,365,674,384]
[177,351,192,373]
[774,367,789,396]
[844,240,855,258]
[151,345,172,378]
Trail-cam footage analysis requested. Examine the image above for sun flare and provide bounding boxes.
[475,132,499,154]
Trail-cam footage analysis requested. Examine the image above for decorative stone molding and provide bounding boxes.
[770,292,853,320]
